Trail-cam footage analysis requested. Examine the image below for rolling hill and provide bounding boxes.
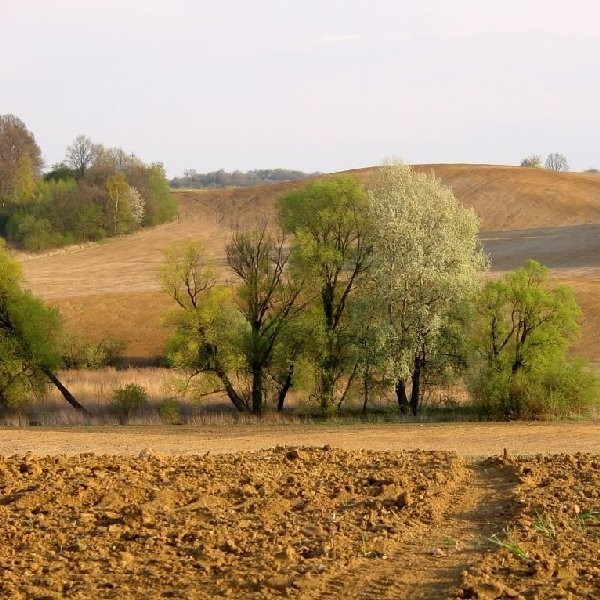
[17,164,600,363]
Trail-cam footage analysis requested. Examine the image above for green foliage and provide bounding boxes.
[61,335,125,370]
[280,176,372,412]
[0,123,178,251]
[141,163,178,225]
[158,397,181,424]
[469,260,599,419]
[0,240,64,407]
[111,383,148,424]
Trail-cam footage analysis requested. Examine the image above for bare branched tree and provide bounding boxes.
[545,153,569,172]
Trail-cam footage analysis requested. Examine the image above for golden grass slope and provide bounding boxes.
[17,164,600,361]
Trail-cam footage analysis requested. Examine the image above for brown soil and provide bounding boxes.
[456,453,600,600]
[1,447,598,599]
[15,164,600,362]
[0,422,599,457]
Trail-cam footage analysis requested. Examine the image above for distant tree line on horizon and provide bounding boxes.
[0,114,178,252]
[170,168,320,189]
[519,152,598,173]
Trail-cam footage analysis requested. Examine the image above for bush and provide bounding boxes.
[158,397,181,424]
[520,154,542,168]
[469,360,599,420]
[61,336,125,369]
[111,383,148,424]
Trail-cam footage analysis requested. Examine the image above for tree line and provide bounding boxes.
[0,115,178,252]
[160,163,598,419]
[170,168,320,189]
[0,162,596,420]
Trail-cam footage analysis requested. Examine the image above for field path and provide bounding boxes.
[0,421,598,456]
[314,460,517,599]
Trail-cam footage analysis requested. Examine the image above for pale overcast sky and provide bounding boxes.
[3,0,600,177]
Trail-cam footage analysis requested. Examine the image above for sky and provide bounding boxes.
[3,0,600,178]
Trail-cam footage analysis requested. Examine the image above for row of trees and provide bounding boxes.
[160,164,598,418]
[520,153,569,171]
[0,162,595,420]
[170,168,320,189]
[0,115,178,252]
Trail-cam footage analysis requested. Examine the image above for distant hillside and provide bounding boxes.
[18,163,600,362]
[170,168,320,189]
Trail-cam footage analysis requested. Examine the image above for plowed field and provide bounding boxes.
[1,447,598,599]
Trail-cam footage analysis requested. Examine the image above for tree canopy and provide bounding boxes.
[0,240,87,412]
[470,260,597,418]
[367,162,488,414]
[0,117,178,252]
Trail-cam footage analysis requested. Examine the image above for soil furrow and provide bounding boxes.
[315,460,518,599]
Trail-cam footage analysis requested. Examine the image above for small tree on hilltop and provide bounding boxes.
[520,154,542,168]
[544,153,569,172]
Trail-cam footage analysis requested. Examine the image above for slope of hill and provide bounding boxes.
[17,164,600,362]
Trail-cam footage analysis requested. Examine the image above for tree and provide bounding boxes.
[65,135,96,177]
[161,227,306,415]
[469,260,598,418]
[0,114,43,203]
[226,222,305,414]
[160,241,250,412]
[520,154,542,168]
[545,153,569,172]
[105,172,143,234]
[367,163,488,415]
[280,176,372,412]
[0,241,88,413]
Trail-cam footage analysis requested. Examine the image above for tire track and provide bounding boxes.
[314,460,518,599]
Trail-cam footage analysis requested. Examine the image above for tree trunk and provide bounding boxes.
[214,363,249,413]
[251,365,263,416]
[277,365,294,412]
[319,369,335,413]
[395,379,409,415]
[410,361,422,416]
[41,366,90,416]
[362,366,370,416]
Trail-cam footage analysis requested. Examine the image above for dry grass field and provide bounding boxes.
[16,164,600,362]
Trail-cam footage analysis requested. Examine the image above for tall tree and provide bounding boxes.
[0,114,43,203]
[226,222,305,414]
[65,135,96,177]
[367,162,488,415]
[280,176,372,412]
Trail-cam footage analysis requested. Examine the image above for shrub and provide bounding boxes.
[111,383,148,424]
[61,336,125,369]
[158,397,181,424]
[469,360,599,420]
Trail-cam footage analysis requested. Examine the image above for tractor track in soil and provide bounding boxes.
[314,460,518,599]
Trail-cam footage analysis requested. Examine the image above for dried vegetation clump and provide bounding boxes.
[0,448,465,599]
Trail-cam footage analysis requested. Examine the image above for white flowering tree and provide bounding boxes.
[367,162,488,414]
